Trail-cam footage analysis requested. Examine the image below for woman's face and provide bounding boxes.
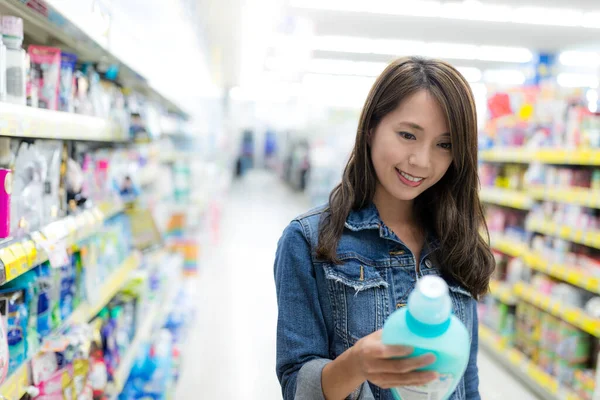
[370,89,453,203]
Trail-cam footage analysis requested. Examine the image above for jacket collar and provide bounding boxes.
[344,203,381,231]
[344,203,441,252]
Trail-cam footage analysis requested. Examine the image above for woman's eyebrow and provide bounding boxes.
[397,121,424,131]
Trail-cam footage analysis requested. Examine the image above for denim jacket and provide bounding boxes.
[275,204,480,400]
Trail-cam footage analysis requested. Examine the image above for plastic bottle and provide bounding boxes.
[382,276,470,400]
[1,16,25,105]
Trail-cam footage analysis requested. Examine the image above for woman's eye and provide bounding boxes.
[398,132,416,140]
[439,142,452,150]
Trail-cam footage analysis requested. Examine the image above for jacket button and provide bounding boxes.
[425,259,433,268]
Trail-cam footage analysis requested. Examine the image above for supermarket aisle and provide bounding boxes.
[175,170,540,400]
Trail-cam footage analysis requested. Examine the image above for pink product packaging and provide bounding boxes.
[0,169,11,238]
[27,45,61,110]
[36,365,72,396]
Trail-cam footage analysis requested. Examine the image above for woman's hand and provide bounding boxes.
[352,330,438,389]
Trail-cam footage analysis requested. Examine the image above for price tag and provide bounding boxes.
[0,246,19,282]
[564,309,580,325]
[22,240,37,266]
[10,244,29,277]
[64,216,78,245]
[74,214,87,241]
[40,239,70,269]
[1,378,19,399]
[83,211,97,231]
[91,207,104,223]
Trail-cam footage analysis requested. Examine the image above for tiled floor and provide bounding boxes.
[175,170,540,400]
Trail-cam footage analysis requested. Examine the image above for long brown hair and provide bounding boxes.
[317,56,494,298]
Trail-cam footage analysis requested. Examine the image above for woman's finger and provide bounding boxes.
[371,353,436,373]
[375,371,439,388]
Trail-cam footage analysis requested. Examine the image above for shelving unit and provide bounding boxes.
[528,185,600,209]
[0,104,128,142]
[514,282,600,337]
[523,251,600,294]
[490,234,528,258]
[479,325,579,400]
[0,0,187,117]
[480,187,534,210]
[0,200,124,285]
[0,252,141,399]
[526,219,600,250]
[489,280,516,304]
[480,148,600,166]
[107,255,182,399]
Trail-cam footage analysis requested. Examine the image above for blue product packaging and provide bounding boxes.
[0,288,29,374]
[59,52,77,112]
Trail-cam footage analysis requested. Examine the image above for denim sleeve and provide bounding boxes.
[464,299,481,400]
[274,220,331,400]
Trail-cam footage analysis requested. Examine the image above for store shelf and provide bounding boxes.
[0,103,128,142]
[489,280,516,304]
[107,266,181,398]
[523,251,600,295]
[490,234,528,258]
[514,282,600,337]
[0,200,124,286]
[528,185,600,209]
[479,325,579,400]
[480,148,600,166]
[480,187,533,210]
[66,252,141,326]
[0,0,187,117]
[0,251,140,399]
[479,148,534,163]
[526,219,600,250]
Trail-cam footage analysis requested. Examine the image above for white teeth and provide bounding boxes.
[400,171,424,182]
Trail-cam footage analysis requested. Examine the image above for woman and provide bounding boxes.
[274,57,495,400]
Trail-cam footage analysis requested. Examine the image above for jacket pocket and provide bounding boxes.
[324,260,390,346]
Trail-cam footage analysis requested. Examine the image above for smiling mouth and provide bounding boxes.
[396,168,424,183]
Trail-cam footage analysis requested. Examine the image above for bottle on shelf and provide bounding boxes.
[1,16,25,105]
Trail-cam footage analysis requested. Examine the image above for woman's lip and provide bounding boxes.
[396,169,424,187]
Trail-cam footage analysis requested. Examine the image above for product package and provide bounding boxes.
[59,52,77,113]
[0,288,29,374]
[28,45,61,110]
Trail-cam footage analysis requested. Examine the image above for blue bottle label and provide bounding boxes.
[394,373,454,400]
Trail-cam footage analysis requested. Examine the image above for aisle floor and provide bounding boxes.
[175,170,540,400]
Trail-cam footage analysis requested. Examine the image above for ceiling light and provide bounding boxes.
[483,69,526,85]
[557,73,599,88]
[559,51,600,67]
[307,59,388,77]
[290,0,600,29]
[306,35,533,63]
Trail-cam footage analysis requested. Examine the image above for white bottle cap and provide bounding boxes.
[1,16,23,40]
[408,275,452,325]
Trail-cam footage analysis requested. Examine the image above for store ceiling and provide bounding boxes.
[196,0,600,88]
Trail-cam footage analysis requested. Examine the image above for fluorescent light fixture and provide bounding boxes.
[478,46,534,63]
[456,66,482,83]
[307,35,533,63]
[290,0,600,29]
[557,73,599,88]
[559,51,600,67]
[307,59,388,77]
[483,69,526,85]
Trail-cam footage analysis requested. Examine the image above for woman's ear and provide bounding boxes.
[367,129,373,146]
